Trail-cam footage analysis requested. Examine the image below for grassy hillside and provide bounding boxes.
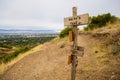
[0,19,120,80]
[0,36,55,64]
[0,36,55,74]
[77,20,120,80]
[1,25,120,79]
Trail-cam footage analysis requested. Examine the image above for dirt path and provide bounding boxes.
[0,37,72,80]
[0,35,120,80]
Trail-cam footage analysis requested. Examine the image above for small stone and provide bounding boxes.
[112,72,115,75]
[110,75,115,79]
[95,50,98,53]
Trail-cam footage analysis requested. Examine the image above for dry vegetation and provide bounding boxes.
[0,21,120,80]
[77,20,120,80]
[0,45,43,74]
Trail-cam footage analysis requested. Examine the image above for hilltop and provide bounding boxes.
[0,21,120,80]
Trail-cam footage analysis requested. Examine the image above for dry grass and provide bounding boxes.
[0,37,68,75]
[0,37,71,80]
[0,45,43,74]
[0,22,120,80]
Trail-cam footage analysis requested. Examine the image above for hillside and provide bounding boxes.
[77,21,120,80]
[0,21,120,80]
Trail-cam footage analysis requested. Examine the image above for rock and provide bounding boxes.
[110,75,116,80]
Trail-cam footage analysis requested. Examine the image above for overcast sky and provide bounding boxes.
[0,0,120,30]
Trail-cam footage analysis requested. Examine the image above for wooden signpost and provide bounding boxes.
[64,7,89,80]
[64,13,89,26]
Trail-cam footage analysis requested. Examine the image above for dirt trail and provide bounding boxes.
[0,34,120,80]
[0,37,71,80]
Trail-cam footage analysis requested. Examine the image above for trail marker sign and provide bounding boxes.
[64,7,89,80]
[64,13,89,26]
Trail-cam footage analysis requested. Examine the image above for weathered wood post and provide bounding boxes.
[71,7,78,80]
[64,6,89,80]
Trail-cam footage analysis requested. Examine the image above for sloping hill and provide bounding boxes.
[0,37,72,80]
[0,22,120,80]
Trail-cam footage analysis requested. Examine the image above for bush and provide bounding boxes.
[59,27,72,38]
[103,32,120,55]
[83,26,89,31]
[0,43,12,49]
[108,45,119,54]
[85,13,118,30]
[0,46,31,64]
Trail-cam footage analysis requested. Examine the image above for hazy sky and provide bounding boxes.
[0,0,120,30]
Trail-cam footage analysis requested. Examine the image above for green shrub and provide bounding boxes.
[102,32,120,55]
[0,46,31,64]
[0,43,12,49]
[83,26,89,31]
[59,27,72,38]
[85,13,118,30]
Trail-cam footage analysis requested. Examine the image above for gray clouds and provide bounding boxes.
[0,0,120,30]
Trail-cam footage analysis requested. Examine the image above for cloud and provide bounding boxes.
[0,0,120,30]
[0,19,62,30]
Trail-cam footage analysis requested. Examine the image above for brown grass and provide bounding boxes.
[0,45,43,74]
[0,22,120,80]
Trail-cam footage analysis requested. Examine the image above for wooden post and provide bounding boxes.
[64,6,89,80]
[71,7,78,80]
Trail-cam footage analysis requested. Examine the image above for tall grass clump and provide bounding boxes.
[103,32,120,55]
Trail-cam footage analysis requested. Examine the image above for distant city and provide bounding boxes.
[0,29,59,37]
[0,29,59,34]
